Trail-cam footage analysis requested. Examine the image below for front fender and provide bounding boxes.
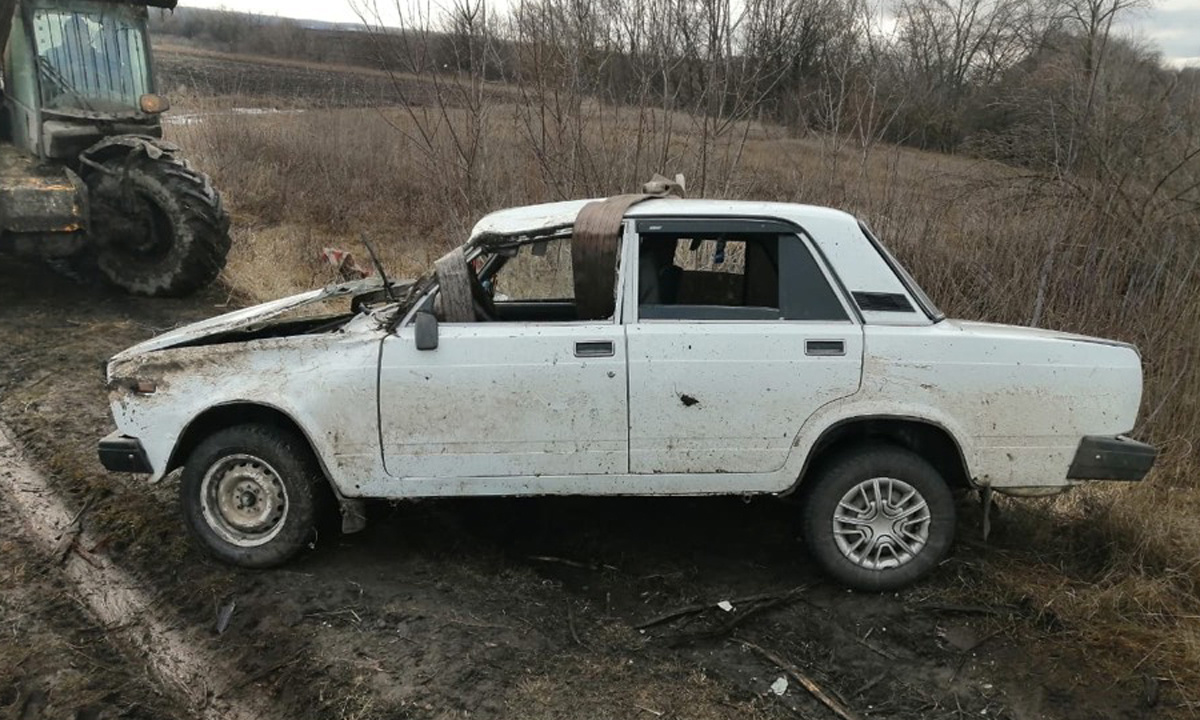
[107,332,385,492]
[80,135,180,165]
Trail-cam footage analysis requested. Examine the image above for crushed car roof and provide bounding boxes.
[468,198,858,243]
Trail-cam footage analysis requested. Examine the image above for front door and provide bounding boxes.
[378,237,629,479]
[625,221,863,475]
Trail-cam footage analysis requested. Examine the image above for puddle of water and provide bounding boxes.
[165,114,205,126]
[0,423,285,720]
[165,107,306,126]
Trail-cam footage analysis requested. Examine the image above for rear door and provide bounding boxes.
[625,219,863,475]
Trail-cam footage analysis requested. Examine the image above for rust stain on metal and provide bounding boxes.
[25,177,75,191]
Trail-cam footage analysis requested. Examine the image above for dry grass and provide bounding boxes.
[165,82,1200,708]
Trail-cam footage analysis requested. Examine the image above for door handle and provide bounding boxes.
[575,341,615,358]
[806,340,846,357]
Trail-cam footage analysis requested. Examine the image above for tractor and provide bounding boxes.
[0,0,229,297]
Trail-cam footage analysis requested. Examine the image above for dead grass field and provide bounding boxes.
[156,43,524,111]
[154,47,1200,711]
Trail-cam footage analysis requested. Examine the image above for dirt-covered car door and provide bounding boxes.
[625,220,863,475]
[377,239,630,482]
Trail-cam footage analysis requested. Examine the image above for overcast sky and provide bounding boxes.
[1137,0,1200,65]
[180,0,1200,67]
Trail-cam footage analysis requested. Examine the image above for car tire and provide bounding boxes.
[180,424,322,568]
[801,444,956,591]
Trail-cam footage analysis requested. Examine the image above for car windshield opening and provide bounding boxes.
[33,4,151,114]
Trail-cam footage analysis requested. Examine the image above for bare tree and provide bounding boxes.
[893,0,1044,148]
[1055,0,1151,170]
[351,0,501,215]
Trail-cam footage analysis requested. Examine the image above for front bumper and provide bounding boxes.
[1067,435,1156,482]
[98,432,153,474]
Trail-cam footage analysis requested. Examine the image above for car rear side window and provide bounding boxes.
[637,229,848,322]
[779,234,850,321]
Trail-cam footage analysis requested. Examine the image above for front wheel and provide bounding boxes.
[180,424,322,568]
[86,153,231,297]
[801,445,956,591]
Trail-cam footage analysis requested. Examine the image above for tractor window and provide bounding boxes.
[33,5,151,114]
[6,18,39,111]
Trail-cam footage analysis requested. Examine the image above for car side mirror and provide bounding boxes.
[414,311,439,351]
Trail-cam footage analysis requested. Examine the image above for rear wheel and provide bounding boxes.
[180,424,322,568]
[801,444,956,591]
[86,153,231,297]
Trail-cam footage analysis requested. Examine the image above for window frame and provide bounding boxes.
[29,1,156,118]
[857,221,945,323]
[398,234,627,330]
[482,234,578,306]
[629,217,859,326]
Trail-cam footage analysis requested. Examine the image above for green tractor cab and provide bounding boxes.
[0,0,230,297]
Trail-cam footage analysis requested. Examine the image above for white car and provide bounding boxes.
[98,196,1156,590]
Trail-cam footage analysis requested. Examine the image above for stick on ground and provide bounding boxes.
[636,586,808,630]
[734,638,862,720]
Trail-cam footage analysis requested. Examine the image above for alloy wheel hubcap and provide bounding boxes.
[832,477,931,570]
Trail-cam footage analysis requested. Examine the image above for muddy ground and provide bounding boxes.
[0,495,184,720]
[0,256,1171,720]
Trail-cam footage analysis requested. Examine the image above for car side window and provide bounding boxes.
[778,234,851,321]
[637,231,848,322]
[489,240,574,303]
[466,236,602,324]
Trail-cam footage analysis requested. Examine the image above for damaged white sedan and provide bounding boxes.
[99,193,1156,590]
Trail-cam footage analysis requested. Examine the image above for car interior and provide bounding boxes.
[427,222,849,325]
[636,233,782,320]
[440,231,788,324]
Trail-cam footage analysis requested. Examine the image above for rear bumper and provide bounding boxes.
[1067,435,1156,482]
[98,432,153,474]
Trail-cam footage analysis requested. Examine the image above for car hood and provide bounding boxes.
[111,278,403,360]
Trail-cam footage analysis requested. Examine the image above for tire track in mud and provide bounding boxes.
[0,423,285,720]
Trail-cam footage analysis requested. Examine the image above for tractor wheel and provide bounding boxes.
[87,154,231,298]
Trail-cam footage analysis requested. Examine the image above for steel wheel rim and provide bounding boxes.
[832,477,931,570]
[200,454,289,548]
